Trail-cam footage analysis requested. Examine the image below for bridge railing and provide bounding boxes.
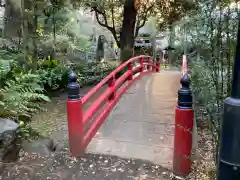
[67,55,160,156]
[173,54,194,176]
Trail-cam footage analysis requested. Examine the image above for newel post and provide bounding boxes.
[108,76,116,100]
[152,58,156,72]
[67,71,84,157]
[155,54,160,72]
[128,62,133,80]
[147,56,150,70]
[140,56,144,72]
[173,72,194,176]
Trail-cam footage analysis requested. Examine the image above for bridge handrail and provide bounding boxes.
[181,54,188,75]
[67,54,195,176]
[82,56,158,138]
[82,55,153,104]
[173,54,194,175]
[67,55,160,156]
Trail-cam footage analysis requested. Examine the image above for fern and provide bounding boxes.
[0,59,50,120]
[0,59,11,82]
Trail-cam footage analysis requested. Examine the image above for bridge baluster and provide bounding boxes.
[152,58,156,72]
[128,62,133,80]
[140,56,144,72]
[173,72,194,176]
[108,76,116,101]
[155,54,160,72]
[147,56,150,70]
[67,71,84,157]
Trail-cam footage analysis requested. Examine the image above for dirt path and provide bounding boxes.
[1,150,175,180]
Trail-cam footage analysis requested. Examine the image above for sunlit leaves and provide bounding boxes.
[155,0,197,28]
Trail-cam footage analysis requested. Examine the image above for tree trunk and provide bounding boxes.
[4,0,21,39]
[20,0,28,63]
[32,1,38,72]
[168,26,173,65]
[52,5,56,60]
[96,36,104,62]
[119,0,137,62]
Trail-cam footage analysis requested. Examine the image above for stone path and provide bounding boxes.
[87,71,180,170]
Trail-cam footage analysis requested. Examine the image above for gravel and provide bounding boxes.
[0,150,176,180]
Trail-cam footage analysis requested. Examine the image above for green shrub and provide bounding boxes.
[0,50,120,123]
[71,61,119,86]
[0,59,50,121]
[37,58,70,91]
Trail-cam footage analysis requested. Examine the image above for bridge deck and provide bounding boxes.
[87,71,180,170]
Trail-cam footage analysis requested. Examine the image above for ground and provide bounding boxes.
[1,150,175,180]
[0,124,214,180]
[0,67,215,180]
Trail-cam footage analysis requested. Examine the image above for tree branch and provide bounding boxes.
[94,10,120,47]
[93,8,109,26]
[0,0,5,7]
[110,5,116,32]
[94,10,108,28]
[110,3,120,47]
[135,4,154,38]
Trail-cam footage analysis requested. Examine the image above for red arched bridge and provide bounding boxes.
[67,55,194,176]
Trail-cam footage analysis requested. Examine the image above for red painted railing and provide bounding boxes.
[181,54,188,75]
[67,55,160,156]
[173,55,194,176]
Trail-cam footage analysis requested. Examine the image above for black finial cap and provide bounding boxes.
[69,71,77,83]
[156,54,160,62]
[181,73,190,88]
[178,73,192,108]
[68,71,80,100]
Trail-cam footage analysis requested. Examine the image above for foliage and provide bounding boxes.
[37,57,69,90]
[0,51,118,125]
[17,121,41,140]
[0,0,123,142]
[0,48,68,121]
[3,0,94,65]
[71,60,119,86]
[0,58,50,120]
[71,0,196,48]
[170,0,239,171]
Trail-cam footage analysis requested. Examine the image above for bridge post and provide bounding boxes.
[140,56,144,72]
[147,56,150,70]
[173,72,194,176]
[155,54,160,72]
[152,58,156,72]
[216,20,240,180]
[67,71,84,157]
[108,76,116,100]
[128,62,133,80]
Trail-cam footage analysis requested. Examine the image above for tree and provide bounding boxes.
[71,0,196,61]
